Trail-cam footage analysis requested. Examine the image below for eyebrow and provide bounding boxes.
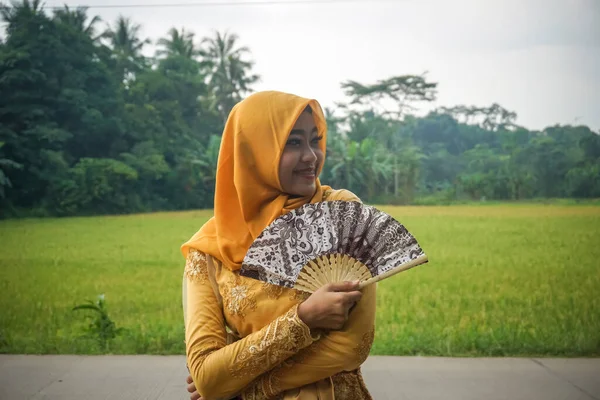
[290,127,318,135]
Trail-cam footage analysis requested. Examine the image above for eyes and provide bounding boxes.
[286,135,323,148]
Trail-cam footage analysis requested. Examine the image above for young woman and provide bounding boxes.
[182,91,376,400]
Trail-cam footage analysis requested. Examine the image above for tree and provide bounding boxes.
[341,74,437,119]
[0,0,124,214]
[338,74,437,200]
[52,5,103,42]
[194,134,221,190]
[199,30,260,122]
[156,27,199,59]
[102,16,150,83]
[0,0,43,27]
[0,1,71,210]
[0,142,22,199]
[2,7,599,217]
[325,134,366,194]
[437,103,518,131]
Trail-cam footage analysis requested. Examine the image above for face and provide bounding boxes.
[278,110,324,197]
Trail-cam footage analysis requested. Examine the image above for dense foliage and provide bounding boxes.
[1,1,599,217]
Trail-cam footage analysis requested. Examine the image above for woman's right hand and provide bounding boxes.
[297,281,363,330]
[186,374,202,400]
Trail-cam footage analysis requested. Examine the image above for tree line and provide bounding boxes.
[1,0,599,218]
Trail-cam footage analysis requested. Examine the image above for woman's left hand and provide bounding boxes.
[186,375,202,400]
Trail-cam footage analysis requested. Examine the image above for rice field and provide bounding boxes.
[0,204,599,356]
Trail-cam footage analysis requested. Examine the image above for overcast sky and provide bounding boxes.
[32,0,600,130]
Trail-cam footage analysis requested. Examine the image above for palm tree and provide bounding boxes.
[156,27,199,59]
[0,0,42,23]
[325,134,366,194]
[357,138,393,201]
[1,0,43,38]
[53,6,103,42]
[199,30,260,122]
[102,16,150,82]
[394,140,426,203]
[195,135,221,189]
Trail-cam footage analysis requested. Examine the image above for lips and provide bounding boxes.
[293,167,316,179]
[294,168,315,174]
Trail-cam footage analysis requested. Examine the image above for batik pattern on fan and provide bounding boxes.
[241,201,425,288]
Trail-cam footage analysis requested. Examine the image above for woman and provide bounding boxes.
[182,91,376,400]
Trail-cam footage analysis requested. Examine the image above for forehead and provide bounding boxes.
[291,111,317,133]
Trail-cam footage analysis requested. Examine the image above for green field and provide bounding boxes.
[1,205,599,356]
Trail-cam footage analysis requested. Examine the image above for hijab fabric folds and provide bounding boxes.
[181,91,331,271]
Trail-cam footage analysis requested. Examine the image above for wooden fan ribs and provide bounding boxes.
[296,254,372,293]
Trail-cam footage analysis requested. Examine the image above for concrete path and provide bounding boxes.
[0,355,598,400]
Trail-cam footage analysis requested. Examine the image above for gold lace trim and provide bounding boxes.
[222,274,257,319]
[185,249,208,283]
[241,382,272,400]
[331,370,373,400]
[354,328,375,364]
[259,338,322,397]
[262,282,285,299]
[229,305,315,379]
[289,289,310,302]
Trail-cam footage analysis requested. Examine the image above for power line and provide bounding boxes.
[42,0,402,10]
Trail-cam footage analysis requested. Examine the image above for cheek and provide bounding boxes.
[278,152,296,184]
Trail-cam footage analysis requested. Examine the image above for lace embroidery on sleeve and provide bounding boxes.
[256,335,322,397]
[354,328,375,364]
[332,370,373,400]
[262,282,285,299]
[185,249,208,283]
[241,383,273,400]
[223,274,257,318]
[229,305,315,379]
[288,289,310,302]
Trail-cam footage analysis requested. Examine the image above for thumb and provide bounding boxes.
[327,280,360,292]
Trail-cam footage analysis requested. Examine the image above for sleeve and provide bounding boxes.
[245,282,377,398]
[184,249,319,400]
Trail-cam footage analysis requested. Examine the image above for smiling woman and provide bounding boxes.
[278,106,325,198]
[181,91,375,400]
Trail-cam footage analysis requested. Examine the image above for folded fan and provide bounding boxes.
[240,201,428,293]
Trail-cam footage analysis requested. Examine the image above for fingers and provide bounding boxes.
[342,290,363,305]
[186,375,195,394]
[187,382,196,393]
[326,280,360,292]
[186,375,201,400]
[190,392,201,400]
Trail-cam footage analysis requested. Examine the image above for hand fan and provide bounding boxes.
[240,201,428,293]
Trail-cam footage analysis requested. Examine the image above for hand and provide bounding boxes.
[297,281,362,330]
[186,374,202,400]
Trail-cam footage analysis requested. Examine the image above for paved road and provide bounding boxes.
[0,355,598,400]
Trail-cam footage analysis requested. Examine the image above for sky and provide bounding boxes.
[26,0,600,130]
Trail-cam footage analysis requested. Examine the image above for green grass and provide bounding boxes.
[1,205,599,356]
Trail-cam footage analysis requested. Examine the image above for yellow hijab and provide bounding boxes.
[181,91,331,271]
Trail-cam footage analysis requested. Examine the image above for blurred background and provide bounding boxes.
[1,0,599,214]
[0,0,598,358]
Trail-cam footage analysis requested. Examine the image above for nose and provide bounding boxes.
[301,144,317,163]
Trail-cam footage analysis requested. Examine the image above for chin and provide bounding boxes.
[291,183,316,197]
